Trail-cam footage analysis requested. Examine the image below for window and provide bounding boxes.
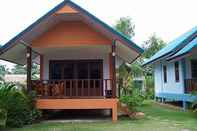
[50,60,103,80]
[191,60,197,78]
[174,62,180,82]
[163,65,167,83]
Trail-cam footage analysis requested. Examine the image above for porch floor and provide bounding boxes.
[36,98,118,122]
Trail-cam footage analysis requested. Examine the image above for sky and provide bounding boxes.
[0,0,196,68]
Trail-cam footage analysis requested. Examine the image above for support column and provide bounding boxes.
[26,47,32,92]
[112,104,117,122]
[112,40,116,98]
[182,101,187,111]
[40,55,44,80]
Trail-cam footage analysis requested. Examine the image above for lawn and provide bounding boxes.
[8,101,197,131]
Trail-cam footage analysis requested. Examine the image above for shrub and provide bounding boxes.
[191,91,197,114]
[0,109,7,128]
[120,88,145,112]
[145,76,154,99]
[0,82,41,128]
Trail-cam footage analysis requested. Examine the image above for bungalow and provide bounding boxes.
[144,26,197,110]
[0,0,143,122]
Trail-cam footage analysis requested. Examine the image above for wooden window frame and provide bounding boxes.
[191,60,197,78]
[174,62,180,82]
[163,65,167,83]
[49,59,103,80]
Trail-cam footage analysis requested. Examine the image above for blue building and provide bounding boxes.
[144,26,197,110]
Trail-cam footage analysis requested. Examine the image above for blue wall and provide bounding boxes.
[154,60,185,95]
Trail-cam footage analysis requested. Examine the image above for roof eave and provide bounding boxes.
[0,0,69,55]
[67,1,144,54]
[0,0,143,57]
[143,51,173,66]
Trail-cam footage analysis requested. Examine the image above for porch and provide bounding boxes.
[27,44,119,121]
[184,79,197,93]
[184,58,197,93]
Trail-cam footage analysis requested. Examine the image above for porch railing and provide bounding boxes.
[31,79,113,98]
[184,79,197,93]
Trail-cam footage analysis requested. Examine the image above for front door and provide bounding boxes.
[49,60,103,97]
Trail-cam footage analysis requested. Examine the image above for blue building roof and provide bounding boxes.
[168,37,197,60]
[143,26,197,65]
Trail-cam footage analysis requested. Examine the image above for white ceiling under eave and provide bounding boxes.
[0,40,139,65]
[0,43,39,65]
[116,41,140,63]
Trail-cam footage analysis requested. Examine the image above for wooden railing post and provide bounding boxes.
[112,40,116,98]
[26,46,32,92]
[100,79,102,96]
[70,80,72,97]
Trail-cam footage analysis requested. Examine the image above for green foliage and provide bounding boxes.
[0,64,10,81]
[11,63,40,79]
[0,82,41,128]
[114,17,135,38]
[9,101,197,131]
[144,76,154,99]
[11,65,27,74]
[114,17,164,104]
[191,91,197,113]
[140,34,166,99]
[118,63,133,95]
[130,61,144,78]
[120,89,145,112]
[142,34,166,59]
[118,62,144,95]
[142,34,166,75]
[0,108,7,128]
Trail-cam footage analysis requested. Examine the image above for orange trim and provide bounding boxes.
[36,98,118,122]
[40,55,44,80]
[32,21,111,48]
[56,5,78,14]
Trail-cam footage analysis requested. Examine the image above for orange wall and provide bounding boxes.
[56,5,78,14]
[32,21,111,48]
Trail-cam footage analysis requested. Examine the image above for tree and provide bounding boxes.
[142,34,166,59]
[114,17,166,99]
[0,64,9,81]
[11,64,39,79]
[115,17,143,78]
[114,17,135,38]
[114,17,143,96]
[142,34,166,75]
[142,34,166,99]
[11,65,26,74]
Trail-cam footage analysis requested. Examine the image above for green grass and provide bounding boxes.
[8,101,197,131]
